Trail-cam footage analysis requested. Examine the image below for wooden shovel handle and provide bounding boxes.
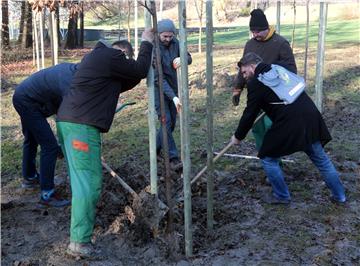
[191,142,234,185]
[101,157,138,198]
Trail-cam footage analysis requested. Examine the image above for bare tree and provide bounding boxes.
[65,3,79,49]
[79,0,84,48]
[18,1,33,48]
[291,0,296,50]
[194,0,205,54]
[2,0,10,47]
[304,0,310,82]
[127,0,132,42]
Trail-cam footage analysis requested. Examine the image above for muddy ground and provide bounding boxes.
[2,45,360,265]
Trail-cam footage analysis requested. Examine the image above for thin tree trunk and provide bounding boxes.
[39,10,45,69]
[18,1,32,48]
[65,13,78,49]
[18,1,26,44]
[291,0,296,50]
[79,1,84,48]
[1,0,10,47]
[304,0,310,82]
[33,11,40,70]
[49,10,58,65]
[134,0,138,57]
[127,0,131,42]
[56,7,60,47]
[194,0,204,54]
[149,0,173,234]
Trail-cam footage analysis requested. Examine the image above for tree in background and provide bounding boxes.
[65,2,79,49]
[194,0,204,54]
[304,0,310,82]
[126,0,133,42]
[291,0,296,50]
[18,1,33,48]
[79,0,84,48]
[2,0,10,47]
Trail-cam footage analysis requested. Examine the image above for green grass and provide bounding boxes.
[187,19,360,48]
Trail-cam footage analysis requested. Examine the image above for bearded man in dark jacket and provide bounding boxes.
[154,19,192,171]
[233,9,297,150]
[56,29,154,259]
[231,52,346,205]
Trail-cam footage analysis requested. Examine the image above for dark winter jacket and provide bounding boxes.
[57,40,153,133]
[234,63,331,158]
[234,32,297,90]
[13,63,78,117]
[154,37,192,107]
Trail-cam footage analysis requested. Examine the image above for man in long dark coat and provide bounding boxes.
[231,52,346,205]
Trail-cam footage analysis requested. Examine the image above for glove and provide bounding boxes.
[173,57,181,69]
[232,94,240,106]
[173,96,182,113]
[232,88,243,106]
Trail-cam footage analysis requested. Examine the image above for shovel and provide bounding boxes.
[191,112,267,185]
[101,158,168,231]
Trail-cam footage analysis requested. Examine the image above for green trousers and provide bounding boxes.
[57,121,102,243]
[251,114,272,150]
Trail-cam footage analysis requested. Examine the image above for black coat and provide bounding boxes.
[57,41,153,132]
[234,63,332,158]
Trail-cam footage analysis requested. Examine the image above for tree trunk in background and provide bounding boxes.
[18,1,25,44]
[18,1,33,48]
[291,0,296,50]
[304,0,310,82]
[56,7,61,47]
[2,0,10,47]
[79,2,84,48]
[127,0,131,42]
[65,13,78,49]
[194,0,204,54]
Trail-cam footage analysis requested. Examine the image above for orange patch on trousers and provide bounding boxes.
[72,140,89,152]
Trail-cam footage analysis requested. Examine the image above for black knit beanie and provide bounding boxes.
[249,9,269,31]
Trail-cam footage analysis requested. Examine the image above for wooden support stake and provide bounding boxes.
[178,0,192,257]
[144,0,158,196]
[205,0,214,231]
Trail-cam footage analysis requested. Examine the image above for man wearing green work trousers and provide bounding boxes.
[56,28,154,259]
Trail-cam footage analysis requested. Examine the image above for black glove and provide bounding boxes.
[232,94,240,106]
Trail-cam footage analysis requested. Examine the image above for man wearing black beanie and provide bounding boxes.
[232,8,297,151]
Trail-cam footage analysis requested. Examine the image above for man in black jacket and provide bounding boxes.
[233,9,297,150]
[231,52,346,205]
[56,29,154,258]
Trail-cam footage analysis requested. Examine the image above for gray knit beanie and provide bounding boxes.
[158,19,176,34]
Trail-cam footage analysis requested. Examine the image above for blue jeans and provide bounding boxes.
[156,98,179,160]
[261,141,346,202]
[13,94,60,190]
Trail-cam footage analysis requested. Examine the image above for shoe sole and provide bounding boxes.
[66,249,104,260]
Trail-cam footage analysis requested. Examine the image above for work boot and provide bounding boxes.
[170,158,183,172]
[39,189,70,208]
[330,196,347,205]
[261,193,291,205]
[66,242,100,259]
[21,173,40,189]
